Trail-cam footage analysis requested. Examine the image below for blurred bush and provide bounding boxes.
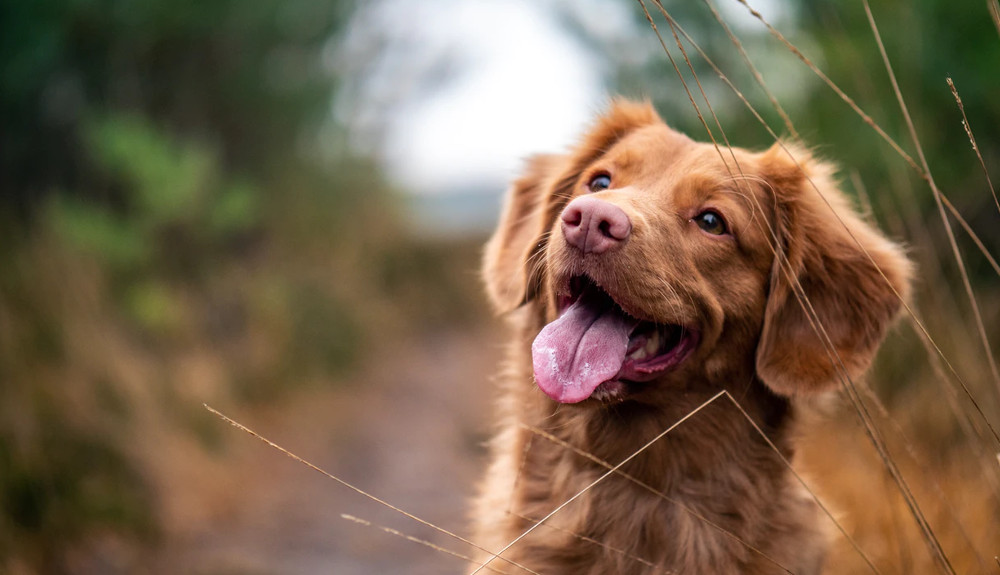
[0,0,492,572]
[49,116,259,332]
[3,0,995,571]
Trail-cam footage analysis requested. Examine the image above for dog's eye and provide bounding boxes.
[694,210,727,235]
[587,174,612,192]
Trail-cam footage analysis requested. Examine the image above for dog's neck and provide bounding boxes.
[516,305,794,486]
[473,311,824,573]
[526,377,793,491]
[506,376,808,570]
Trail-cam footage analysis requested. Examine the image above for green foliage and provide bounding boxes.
[0,0,475,562]
[0,418,156,571]
[0,0,394,571]
[374,239,489,330]
[288,284,361,376]
[209,179,259,237]
[25,0,1000,571]
[46,115,262,337]
[0,0,352,216]
[88,115,215,224]
[0,248,158,572]
[48,194,150,270]
[798,1,999,202]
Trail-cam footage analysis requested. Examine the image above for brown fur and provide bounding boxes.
[471,99,912,574]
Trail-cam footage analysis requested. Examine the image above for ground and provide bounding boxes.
[144,323,997,574]
[152,326,501,574]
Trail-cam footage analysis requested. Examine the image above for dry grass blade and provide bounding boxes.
[754,258,941,571]
[656,0,984,338]
[720,0,1000,454]
[887,185,1000,449]
[850,348,994,571]
[635,7,975,571]
[906,316,1000,500]
[794,251,982,575]
[648,3,996,570]
[850,170,874,216]
[655,1,739,158]
[652,0,996,340]
[863,0,1000,402]
[731,0,921,174]
[717,391,892,571]
[467,390,727,575]
[508,510,675,575]
[702,0,798,139]
[340,515,514,575]
[941,194,1000,277]
[990,0,1000,37]
[521,423,796,574]
[880,189,1000,493]
[731,0,1000,281]
[669,8,1000,531]
[642,0,765,235]
[635,0,712,140]
[946,77,999,215]
[652,0,785,149]
[203,404,542,575]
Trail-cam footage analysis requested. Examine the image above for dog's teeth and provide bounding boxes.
[644,330,660,356]
[628,330,661,361]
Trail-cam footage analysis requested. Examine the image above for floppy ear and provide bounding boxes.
[482,154,563,311]
[482,98,663,313]
[755,144,913,396]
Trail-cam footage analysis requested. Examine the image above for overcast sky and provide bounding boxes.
[335,0,628,195]
[334,0,788,197]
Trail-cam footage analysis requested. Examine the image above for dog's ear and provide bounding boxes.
[482,154,563,312]
[482,99,662,313]
[755,144,912,396]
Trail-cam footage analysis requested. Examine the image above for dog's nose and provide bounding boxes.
[561,196,631,254]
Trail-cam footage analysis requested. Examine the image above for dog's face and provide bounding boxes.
[534,124,777,404]
[484,100,910,406]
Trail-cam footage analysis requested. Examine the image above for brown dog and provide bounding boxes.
[471,100,911,574]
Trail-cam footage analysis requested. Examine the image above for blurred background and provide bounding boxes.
[1,0,998,573]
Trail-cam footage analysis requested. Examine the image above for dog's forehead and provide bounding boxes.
[608,124,695,167]
[607,125,763,192]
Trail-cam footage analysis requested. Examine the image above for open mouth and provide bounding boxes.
[531,276,699,404]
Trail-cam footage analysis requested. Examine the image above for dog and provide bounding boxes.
[469,99,911,574]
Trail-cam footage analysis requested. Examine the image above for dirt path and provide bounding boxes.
[155,327,503,574]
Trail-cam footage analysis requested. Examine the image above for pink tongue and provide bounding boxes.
[531,290,637,403]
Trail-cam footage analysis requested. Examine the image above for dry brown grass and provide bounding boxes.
[183,2,1000,573]
[427,2,1000,573]
[625,2,1000,573]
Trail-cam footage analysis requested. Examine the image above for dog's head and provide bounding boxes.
[484,99,911,405]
